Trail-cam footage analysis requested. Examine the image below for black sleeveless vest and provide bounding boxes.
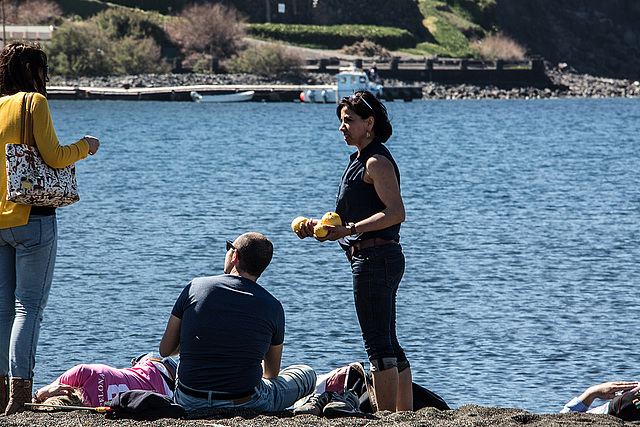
[336,141,401,251]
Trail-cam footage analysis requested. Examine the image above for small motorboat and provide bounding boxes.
[300,66,384,104]
[190,90,255,103]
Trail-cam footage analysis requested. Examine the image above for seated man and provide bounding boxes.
[561,381,639,418]
[159,232,316,412]
[33,353,177,408]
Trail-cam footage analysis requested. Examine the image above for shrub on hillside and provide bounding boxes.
[166,3,247,58]
[191,56,216,74]
[47,10,170,76]
[471,32,526,60]
[47,22,114,76]
[110,36,168,74]
[1,0,62,25]
[339,40,391,57]
[226,43,303,77]
[91,7,169,46]
[443,0,497,31]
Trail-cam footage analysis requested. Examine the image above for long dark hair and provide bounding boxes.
[337,90,392,143]
[0,42,48,97]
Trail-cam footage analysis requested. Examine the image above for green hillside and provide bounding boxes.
[52,0,498,58]
[414,0,496,57]
[46,0,640,79]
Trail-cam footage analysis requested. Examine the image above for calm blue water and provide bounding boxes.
[33,97,639,414]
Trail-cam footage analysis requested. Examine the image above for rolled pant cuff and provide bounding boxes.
[370,357,397,372]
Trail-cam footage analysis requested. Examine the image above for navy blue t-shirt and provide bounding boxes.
[171,274,285,392]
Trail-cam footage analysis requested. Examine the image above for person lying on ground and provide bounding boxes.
[32,353,176,408]
[561,381,639,415]
[159,232,316,412]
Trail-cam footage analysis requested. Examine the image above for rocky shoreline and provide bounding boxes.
[422,67,640,100]
[48,66,640,101]
[0,404,634,427]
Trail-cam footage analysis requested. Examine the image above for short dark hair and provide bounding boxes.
[337,90,392,143]
[234,232,273,278]
[0,42,48,97]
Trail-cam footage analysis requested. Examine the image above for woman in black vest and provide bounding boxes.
[295,90,412,412]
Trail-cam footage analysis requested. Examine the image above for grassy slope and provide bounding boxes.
[412,0,497,57]
[53,0,497,58]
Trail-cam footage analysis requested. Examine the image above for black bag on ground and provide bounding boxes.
[105,390,187,420]
[412,382,450,411]
[356,383,450,413]
[608,386,640,421]
[343,362,450,413]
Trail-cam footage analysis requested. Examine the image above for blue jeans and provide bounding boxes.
[351,243,408,371]
[174,364,316,412]
[0,215,57,379]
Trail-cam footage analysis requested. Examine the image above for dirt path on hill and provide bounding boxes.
[244,38,427,61]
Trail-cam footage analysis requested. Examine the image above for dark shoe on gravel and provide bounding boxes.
[323,389,361,418]
[293,391,332,416]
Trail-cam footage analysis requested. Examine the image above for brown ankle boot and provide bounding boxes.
[0,376,8,413]
[4,378,32,415]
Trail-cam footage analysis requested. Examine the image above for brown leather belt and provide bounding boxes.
[177,381,254,405]
[347,238,398,260]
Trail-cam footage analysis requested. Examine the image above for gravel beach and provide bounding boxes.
[0,404,633,427]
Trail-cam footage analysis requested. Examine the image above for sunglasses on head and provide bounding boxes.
[348,93,374,112]
[226,240,236,251]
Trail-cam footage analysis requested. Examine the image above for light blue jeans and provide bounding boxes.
[174,364,316,412]
[0,215,57,379]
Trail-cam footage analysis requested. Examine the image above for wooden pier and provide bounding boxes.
[47,84,324,102]
[45,57,548,102]
[47,83,423,102]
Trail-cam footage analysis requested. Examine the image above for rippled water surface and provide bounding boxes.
[35,97,640,414]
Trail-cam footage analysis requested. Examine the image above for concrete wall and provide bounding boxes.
[0,25,54,44]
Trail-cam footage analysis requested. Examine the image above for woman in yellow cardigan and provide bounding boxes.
[0,42,100,415]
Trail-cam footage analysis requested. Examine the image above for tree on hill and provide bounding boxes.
[47,8,169,76]
[47,23,113,76]
[165,3,246,58]
[1,0,61,25]
[90,7,170,46]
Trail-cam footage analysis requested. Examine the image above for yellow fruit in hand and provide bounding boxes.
[320,212,342,226]
[313,224,328,238]
[291,216,307,233]
[314,212,342,238]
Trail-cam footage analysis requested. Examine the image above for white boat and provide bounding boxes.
[300,66,383,104]
[190,90,255,103]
